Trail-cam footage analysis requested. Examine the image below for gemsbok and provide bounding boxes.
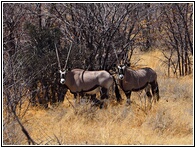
[59,68,121,108]
[116,63,160,109]
[55,43,121,108]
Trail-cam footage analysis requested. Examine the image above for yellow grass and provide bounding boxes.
[4,50,193,145]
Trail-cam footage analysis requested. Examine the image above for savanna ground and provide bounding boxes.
[3,50,194,145]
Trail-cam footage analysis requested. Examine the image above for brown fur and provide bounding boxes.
[60,69,122,107]
[117,65,160,106]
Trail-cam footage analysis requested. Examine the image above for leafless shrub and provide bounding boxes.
[159,3,193,77]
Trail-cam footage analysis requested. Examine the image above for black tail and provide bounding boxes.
[150,80,160,101]
[155,83,160,101]
[112,76,122,102]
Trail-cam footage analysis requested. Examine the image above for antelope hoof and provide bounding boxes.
[99,102,104,109]
[126,100,131,106]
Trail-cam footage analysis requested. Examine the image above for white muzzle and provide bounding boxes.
[60,78,65,84]
[119,74,124,80]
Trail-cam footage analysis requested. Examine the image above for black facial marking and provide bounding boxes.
[118,65,125,75]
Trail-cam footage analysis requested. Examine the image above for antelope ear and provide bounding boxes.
[118,66,121,69]
[126,63,130,67]
[59,70,66,74]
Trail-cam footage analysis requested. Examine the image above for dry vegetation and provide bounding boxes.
[3,3,193,146]
[4,50,193,145]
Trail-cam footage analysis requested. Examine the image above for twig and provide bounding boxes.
[12,109,37,145]
[54,134,61,145]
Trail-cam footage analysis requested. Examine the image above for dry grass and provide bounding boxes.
[4,50,193,145]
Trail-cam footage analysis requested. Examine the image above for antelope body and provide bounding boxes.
[117,64,160,108]
[60,68,121,108]
[60,69,113,95]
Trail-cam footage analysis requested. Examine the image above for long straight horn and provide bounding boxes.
[63,42,72,70]
[124,51,129,64]
[55,43,62,70]
[113,48,120,65]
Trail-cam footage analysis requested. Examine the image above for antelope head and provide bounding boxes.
[117,65,126,80]
[55,42,72,84]
[59,69,66,84]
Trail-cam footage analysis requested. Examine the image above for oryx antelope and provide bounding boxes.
[55,43,121,108]
[116,63,160,109]
[59,69,121,107]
